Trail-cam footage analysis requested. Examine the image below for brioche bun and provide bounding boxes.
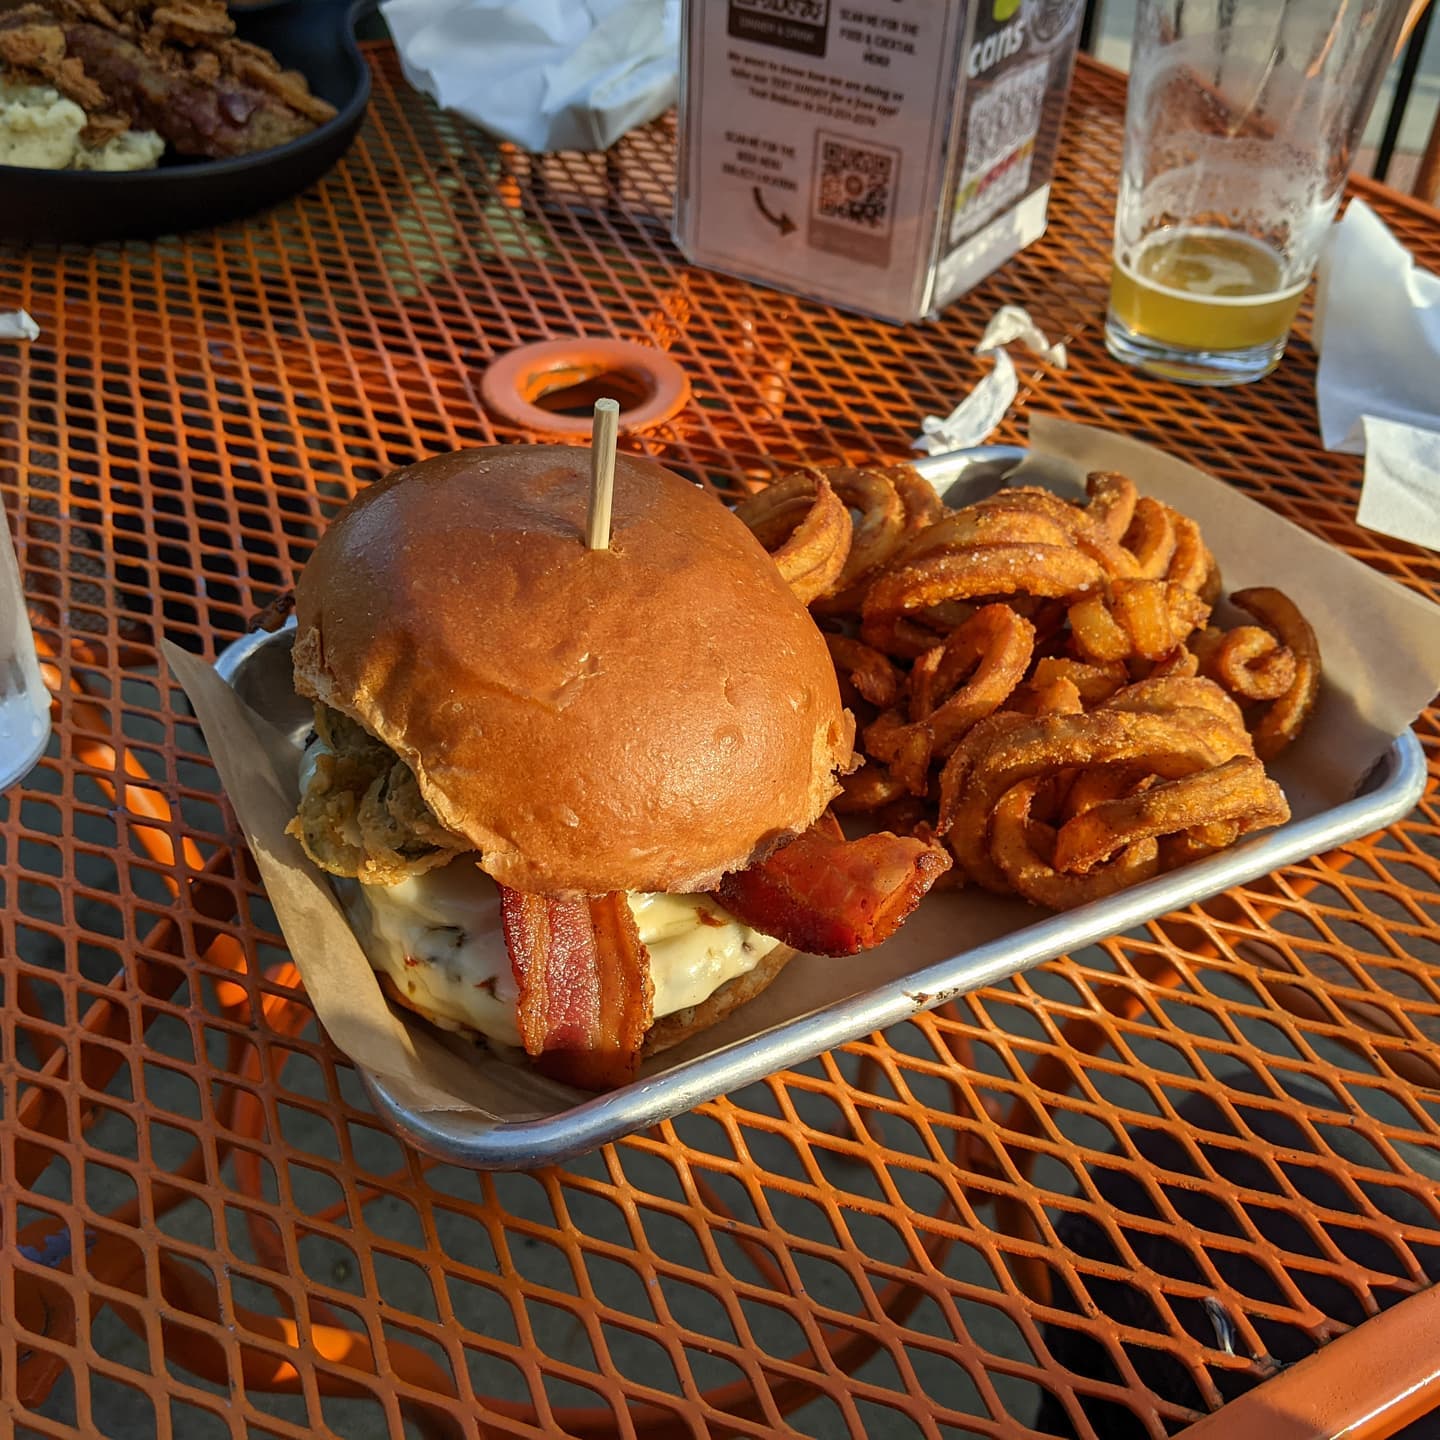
[293,446,853,895]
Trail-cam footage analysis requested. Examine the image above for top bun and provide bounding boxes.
[292,446,854,895]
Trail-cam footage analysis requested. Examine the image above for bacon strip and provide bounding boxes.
[499,889,654,1091]
[715,818,951,956]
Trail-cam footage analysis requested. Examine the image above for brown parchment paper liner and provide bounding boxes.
[162,642,576,1116]
[161,418,1440,1118]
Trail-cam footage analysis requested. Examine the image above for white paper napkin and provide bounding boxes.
[0,310,38,340]
[1357,416,1440,551]
[1314,198,1440,551]
[977,303,1068,368]
[912,304,1064,454]
[381,0,679,153]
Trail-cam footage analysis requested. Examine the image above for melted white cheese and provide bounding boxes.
[344,861,524,1047]
[301,735,780,1045]
[351,864,778,1044]
[626,891,779,1015]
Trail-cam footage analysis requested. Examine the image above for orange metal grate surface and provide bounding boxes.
[2,50,1440,1440]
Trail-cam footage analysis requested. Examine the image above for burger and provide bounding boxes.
[287,446,949,1089]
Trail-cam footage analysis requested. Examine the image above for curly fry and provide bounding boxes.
[1140,647,1201,680]
[1121,498,1177,578]
[938,707,1253,891]
[1011,675,1085,716]
[1111,579,1185,660]
[1195,623,1298,703]
[1070,580,1211,665]
[1068,590,1132,663]
[809,466,910,613]
[825,633,902,711]
[862,604,1036,797]
[1166,585,1211,644]
[809,466,1319,918]
[1103,676,1252,744]
[735,472,853,603]
[1161,820,1241,867]
[862,709,933,796]
[933,710,1031,833]
[1230,587,1321,759]
[889,464,946,532]
[908,604,1035,756]
[1086,471,1138,542]
[1062,766,1153,821]
[1200,553,1223,606]
[1029,656,1128,706]
[921,599,980,633]
[1164,508,1212,595]
[889,507,1073,570]
[834,758,909,814]
[991,779,1161,910]
[861,546,1103,658]
[1053,756,1289,875]
[974,486,1139,577]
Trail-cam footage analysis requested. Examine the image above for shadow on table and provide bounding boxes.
[1035,1067,1440,1436]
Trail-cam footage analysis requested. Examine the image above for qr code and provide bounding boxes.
[813,134,899,235]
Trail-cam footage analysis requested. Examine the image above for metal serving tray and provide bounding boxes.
[216,446,1428,1169]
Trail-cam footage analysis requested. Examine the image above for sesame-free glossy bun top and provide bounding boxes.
[293,446,853,895]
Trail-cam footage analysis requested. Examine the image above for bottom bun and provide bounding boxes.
[376,971,492,1038]
[643,944,796,1055]
[374,944,798,1070]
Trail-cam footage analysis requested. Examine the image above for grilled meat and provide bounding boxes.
[0,0,335,161]
[64,20,316,157]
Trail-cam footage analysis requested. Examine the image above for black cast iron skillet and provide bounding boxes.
[1,0,372,244]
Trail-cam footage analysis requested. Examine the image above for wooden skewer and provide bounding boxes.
[586,397,619,551]
[1397,0,1429,58]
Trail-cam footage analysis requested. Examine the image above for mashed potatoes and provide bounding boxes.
[0,81,162,170]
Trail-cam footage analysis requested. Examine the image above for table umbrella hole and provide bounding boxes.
[479,338,691,436]
[529,365,655,418]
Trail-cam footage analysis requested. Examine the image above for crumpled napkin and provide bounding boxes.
[0,310,39,340]
[913,305,1066,454]
[381,0,679,153]
[1314,198,1440,551]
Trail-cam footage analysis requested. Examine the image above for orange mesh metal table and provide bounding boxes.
[3,51,1440,1440]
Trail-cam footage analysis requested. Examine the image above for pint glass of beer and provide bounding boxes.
[1106,0,1410,385]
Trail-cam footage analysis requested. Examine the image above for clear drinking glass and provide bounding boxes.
[1106,0,1410,385]
[0,503,51,790]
